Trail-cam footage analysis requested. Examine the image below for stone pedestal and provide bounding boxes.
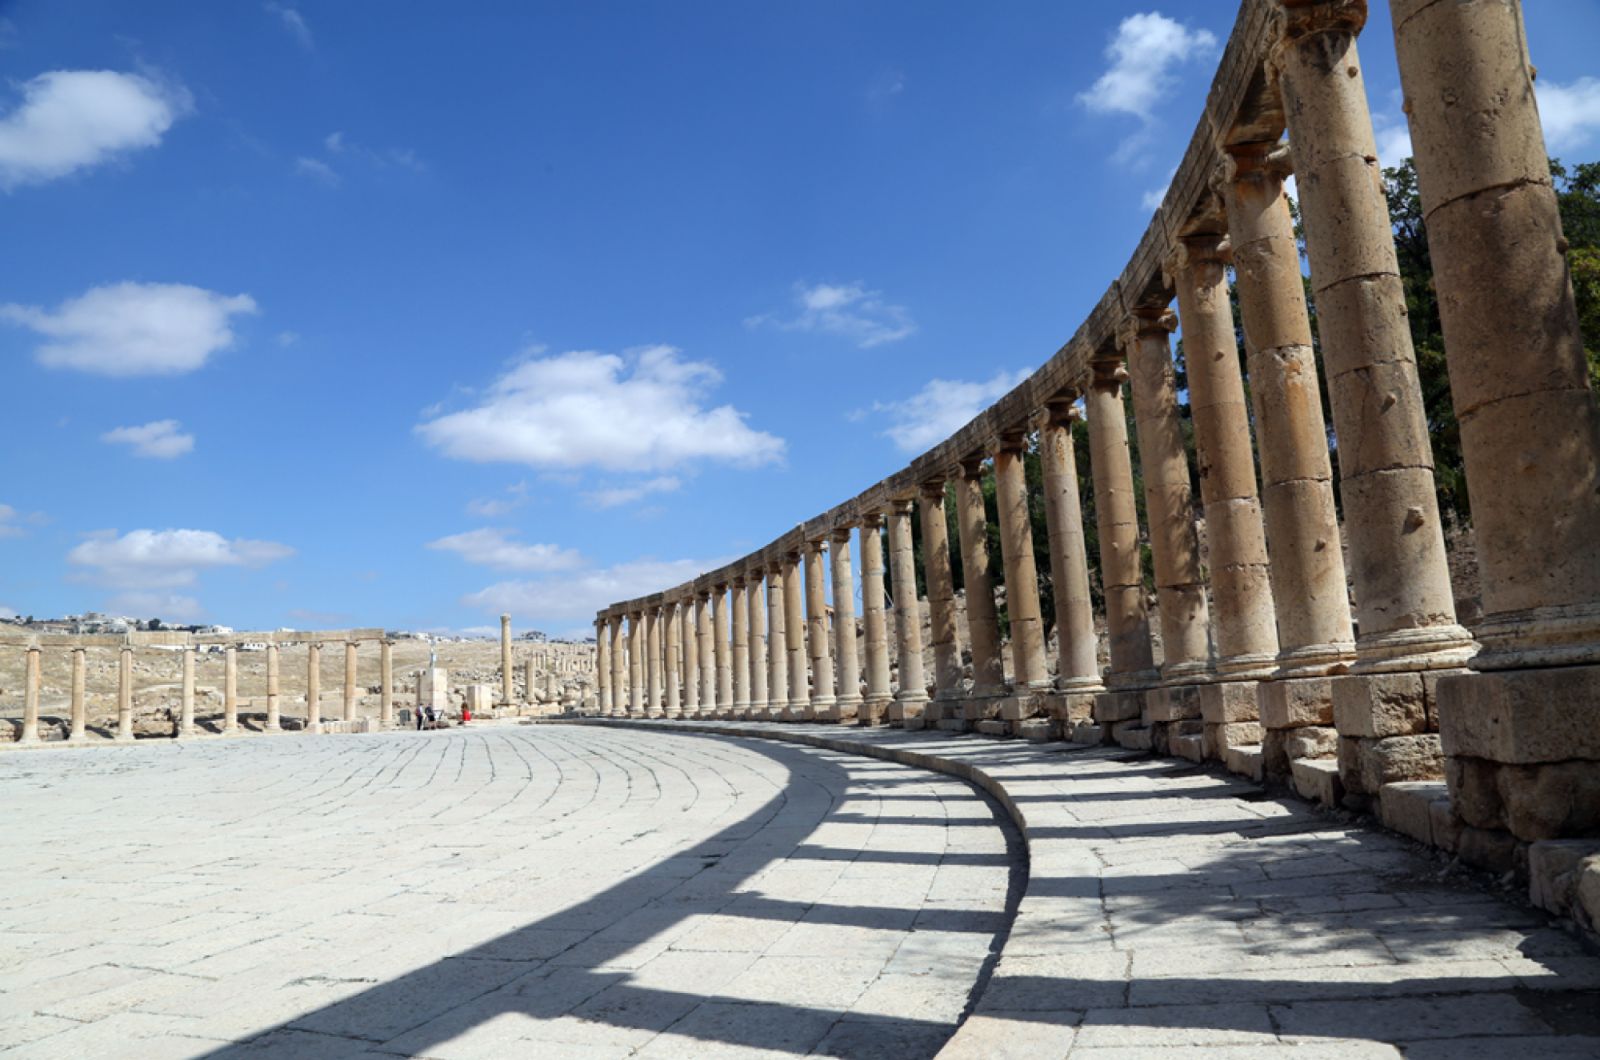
[1257,677,1337,782]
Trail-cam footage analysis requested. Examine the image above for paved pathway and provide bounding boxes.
[598,720,1600,1059]
[0,725,1017,1058]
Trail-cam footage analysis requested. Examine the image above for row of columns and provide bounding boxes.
[12,640,397,744]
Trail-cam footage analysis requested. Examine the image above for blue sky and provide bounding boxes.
[3,1,1598,638]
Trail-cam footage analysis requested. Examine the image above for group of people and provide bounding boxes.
[412,696,473,731]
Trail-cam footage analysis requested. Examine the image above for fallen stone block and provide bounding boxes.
[1528,840,1600,925]
[1017,718,1058,743]
[1069,721,1104,745]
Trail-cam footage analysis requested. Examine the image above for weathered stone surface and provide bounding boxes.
[1500,760,1600,842]
[1378,781,1445,846]
[1093,690,1142,724]
[1456,825,1524,875]
[1116,725,1153,752]
[1223,743,1263,782]
[1438,665,1600,764]
[1359,734,1444,794]
[1144,685,1202,723]
[1259,677,1335,730]
[1291,757,1342,806]
[1285,726,1339,761]
[1171,733,1204,763]
[1332,672,1428,739]
[1428,796,1462,854]
[1199,680,1259,723]
[1528,840,1600,923]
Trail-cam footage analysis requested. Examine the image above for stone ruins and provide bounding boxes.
[589,0,1600,931]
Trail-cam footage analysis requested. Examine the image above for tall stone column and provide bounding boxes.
[697,592,715,715]
[680,598,699,717]
[266,643,281,731]
[18,646,40,745]
[609,617,626,717]
[498,614,514,707]
[747,576,769,717]
[628,612,644,715]
[69,647,87,743]
[713,584,733,716]
[222,644,240,734]
[1087,361,1157,686]
[523,658,536,708]
[858,513,893,724]
[1123,310,1212,681]
[306,642,322,732]
[919,482,963,715]
[1039,400,1104,735]
[342,642,357,724]
[380,639,394,728]
[829,528,863,721]
[1393,0,1600,844]
[955,460,1007,717]
[117,646,134,742]
[663,600,682,718]
[1173,232,1279,678]
[782,552,809,720]
[180,646,197,739]
[994,435,1052,704]
[1274,1,1472,675]
[595,619,611,715]
[805,541,836,718]
[645,606,662,717]
[732,579,751,716]
[766,563,788,721]
[887,499,929,722]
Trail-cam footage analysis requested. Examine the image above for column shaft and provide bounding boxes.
[805,542,836,711]
[919,484,964,702]
[1276,4,1471,671]
[1224,148,1356,671]
[887,500,929,711]
[714,586,734,713]
[1087,362,1158,685]
[733,580,752,713]
[266,643,281,731]
[342,642,357,723]
[180,647,196,738]
[499,614,514,706]
[830,529,863,715]
[663,601,682,717]
[610,617,627,716]
[116,646,134,741]
[645,608,662,716]
[955,465,1007,700]
[1173,234,1279,676]
[859,516,893,720]
[680,599,698,716]
[748,577,769,714]
[20,647,40,744]
[1040,404,1103,690]
[69,648,87,742]
[994,442,1051,691]
[380,640,394,727]
[767,565,788,719]
[697,594,716,714]
[222,645,239,733]
[629,613,644,714]
[306,643,322,730]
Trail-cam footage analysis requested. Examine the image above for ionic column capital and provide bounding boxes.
[1118,307,1177,353]
[1274,0,1367,46]
[1167,232,1232,281]
[957,455,988,481]
[888,497,917,517]
[1090,358,1130,393]
[829,525,854,544]
[1044,396,1084,430]
[917,478,947,502]
[993,427,1030,457]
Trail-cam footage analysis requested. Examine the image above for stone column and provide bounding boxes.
[830,528,863,722]
[595,619,611,715]
[265,643,281,731]
[1039,400,1105,735]
[306,642,322,732]
[523,658,536,707]
[919,481,963,716]
[1224,143,1355,780]
[697,592,716,715]
[1173,232,1279,678]
[180,646,197,738]
[341,641,357,724]
[955,460,1008,717]
[610,617,626,717]
[496,614,515,704]
[1275,2,1472,675]
[1393,0,1600,845]
[645,606,662,717]
[764,563,787,720]
[781,552,808,720]
[713,584,733,716]
[993,434,1052,707]
[887,499,929,722]
[69,647,87,743]
[733,579,752,716]
[629,612,644,714]
[117,646,134,742]
[680,598,698,718]
[1123,310,1212,681]
[380,639,394,728]
[859,513,893,724]
[805,541,836,718]
[748,575,769,717]
[221,644,239,734]
[663,600,682,718]
[18,646,40,745]
[1087,358,1158,741]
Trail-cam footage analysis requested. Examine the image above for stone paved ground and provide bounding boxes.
[0,725,1016,1058]
[599,720,1600,1059]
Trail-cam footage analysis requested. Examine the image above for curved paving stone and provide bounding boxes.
[0,725,1019,1058]
[593,719,1600,1059]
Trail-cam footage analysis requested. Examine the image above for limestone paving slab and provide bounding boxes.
[592,719,1600,1058]
[0,724,1016,1059]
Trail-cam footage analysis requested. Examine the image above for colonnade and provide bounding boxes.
[596,0,1600,863]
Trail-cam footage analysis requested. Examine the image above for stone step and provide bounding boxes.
[937,719,973,733]
[1291,756,1343,806]
[1115,725,1153,752]
[1016,719,1058,743]
[1171,733,1205,763]
[1069,721,1104,745]
[1224,744,1264,783]
[974,719,1010,737]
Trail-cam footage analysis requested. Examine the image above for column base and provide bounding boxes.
[887,696,928,726]
[961,692,1007,722]
[1274,642,1356,679]
[1353,624,1477,674]
[1470,602,1600,671]
[1106,668,1160,691]
[1214,652,1279,681]
[1039,691,1098,727]
[857,697,892,726]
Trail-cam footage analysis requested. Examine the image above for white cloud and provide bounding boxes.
[1078,13,1217,121]
[582,475,681,510]
[874,368,1034,454]
[466,481,529,518]
[427,528,583,573]
[294,156,338,185]
[0,504,22,540]
[1539,77,1600,154]
[462,557,715,625]
[1372,114,1413,169]
[265,3,313,50]
[320,130,424,174]
[102,419,194,459]
[107,591,204,623]
[68,528,293,592]
[0,69,187,190]
[276,330,300,346]
[747,282,916,348]
[417,345,784,473]
[2,281,257,376]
